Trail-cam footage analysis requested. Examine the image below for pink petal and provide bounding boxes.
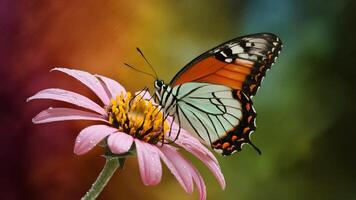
[135,139,162,186]
[170,121,218,163]
[168,119,226,189]
[178,133,225,189]
[191,167,207,200]
[159,145,194,193]
[27,88,106,116]
[96,75,126,99]
[160,145,206,200]
[52,68,110,105]
[196,155,225,190]
[74,125,117,155]
[107,132,133,154]
[32,107,108,124]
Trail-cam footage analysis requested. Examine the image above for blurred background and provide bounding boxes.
[1,0,356,199]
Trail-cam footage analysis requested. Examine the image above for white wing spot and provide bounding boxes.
[214,149,223,154]
[231,45,244,54]
[225,58,233,63]
[238,53,249,59]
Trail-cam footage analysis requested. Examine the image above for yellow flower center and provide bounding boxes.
[108,92,169,144]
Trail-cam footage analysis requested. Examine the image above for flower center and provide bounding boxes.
[108,92,169,144]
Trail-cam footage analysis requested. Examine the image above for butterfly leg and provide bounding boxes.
[162,113,174,145]
[129,86,149,106]
[170,107,182,143]
[161,111,182,145]
[171,121,182,143]
[159,110,168,146]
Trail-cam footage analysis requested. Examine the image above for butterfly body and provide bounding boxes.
[153,33,282,156]
[154,80,177,116]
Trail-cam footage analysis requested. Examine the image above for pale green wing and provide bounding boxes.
[172,82,242,145]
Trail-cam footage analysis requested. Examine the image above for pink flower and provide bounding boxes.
[28,68,225,200]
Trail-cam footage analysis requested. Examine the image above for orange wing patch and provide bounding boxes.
[172,57,254,91]
[171,57,222,86]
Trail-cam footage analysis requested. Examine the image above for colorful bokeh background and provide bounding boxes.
[2,0,356,199]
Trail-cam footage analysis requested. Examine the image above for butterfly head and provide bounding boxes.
[154,79,165,90]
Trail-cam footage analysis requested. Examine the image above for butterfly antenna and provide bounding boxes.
[123,63,156,79]
[136,47,158,79]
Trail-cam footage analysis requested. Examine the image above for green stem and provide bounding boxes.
[81,157,120,200]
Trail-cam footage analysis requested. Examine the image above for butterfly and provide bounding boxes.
[132,33,282,156]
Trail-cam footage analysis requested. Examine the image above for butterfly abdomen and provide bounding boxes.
[211,90,259,156]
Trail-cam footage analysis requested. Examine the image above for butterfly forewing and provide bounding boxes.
[170,33,282,97]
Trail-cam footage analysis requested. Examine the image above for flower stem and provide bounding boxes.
[81,157,120,200]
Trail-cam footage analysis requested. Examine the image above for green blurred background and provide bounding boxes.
[2,0,356,199]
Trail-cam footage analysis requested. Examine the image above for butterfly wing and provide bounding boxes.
[171,82,258,155]
[170,33,282,97]
[167,33,282,155]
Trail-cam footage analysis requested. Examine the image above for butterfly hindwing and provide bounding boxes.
[172,83,243,146]
[211,90,259,155]
[168,82,259,155]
